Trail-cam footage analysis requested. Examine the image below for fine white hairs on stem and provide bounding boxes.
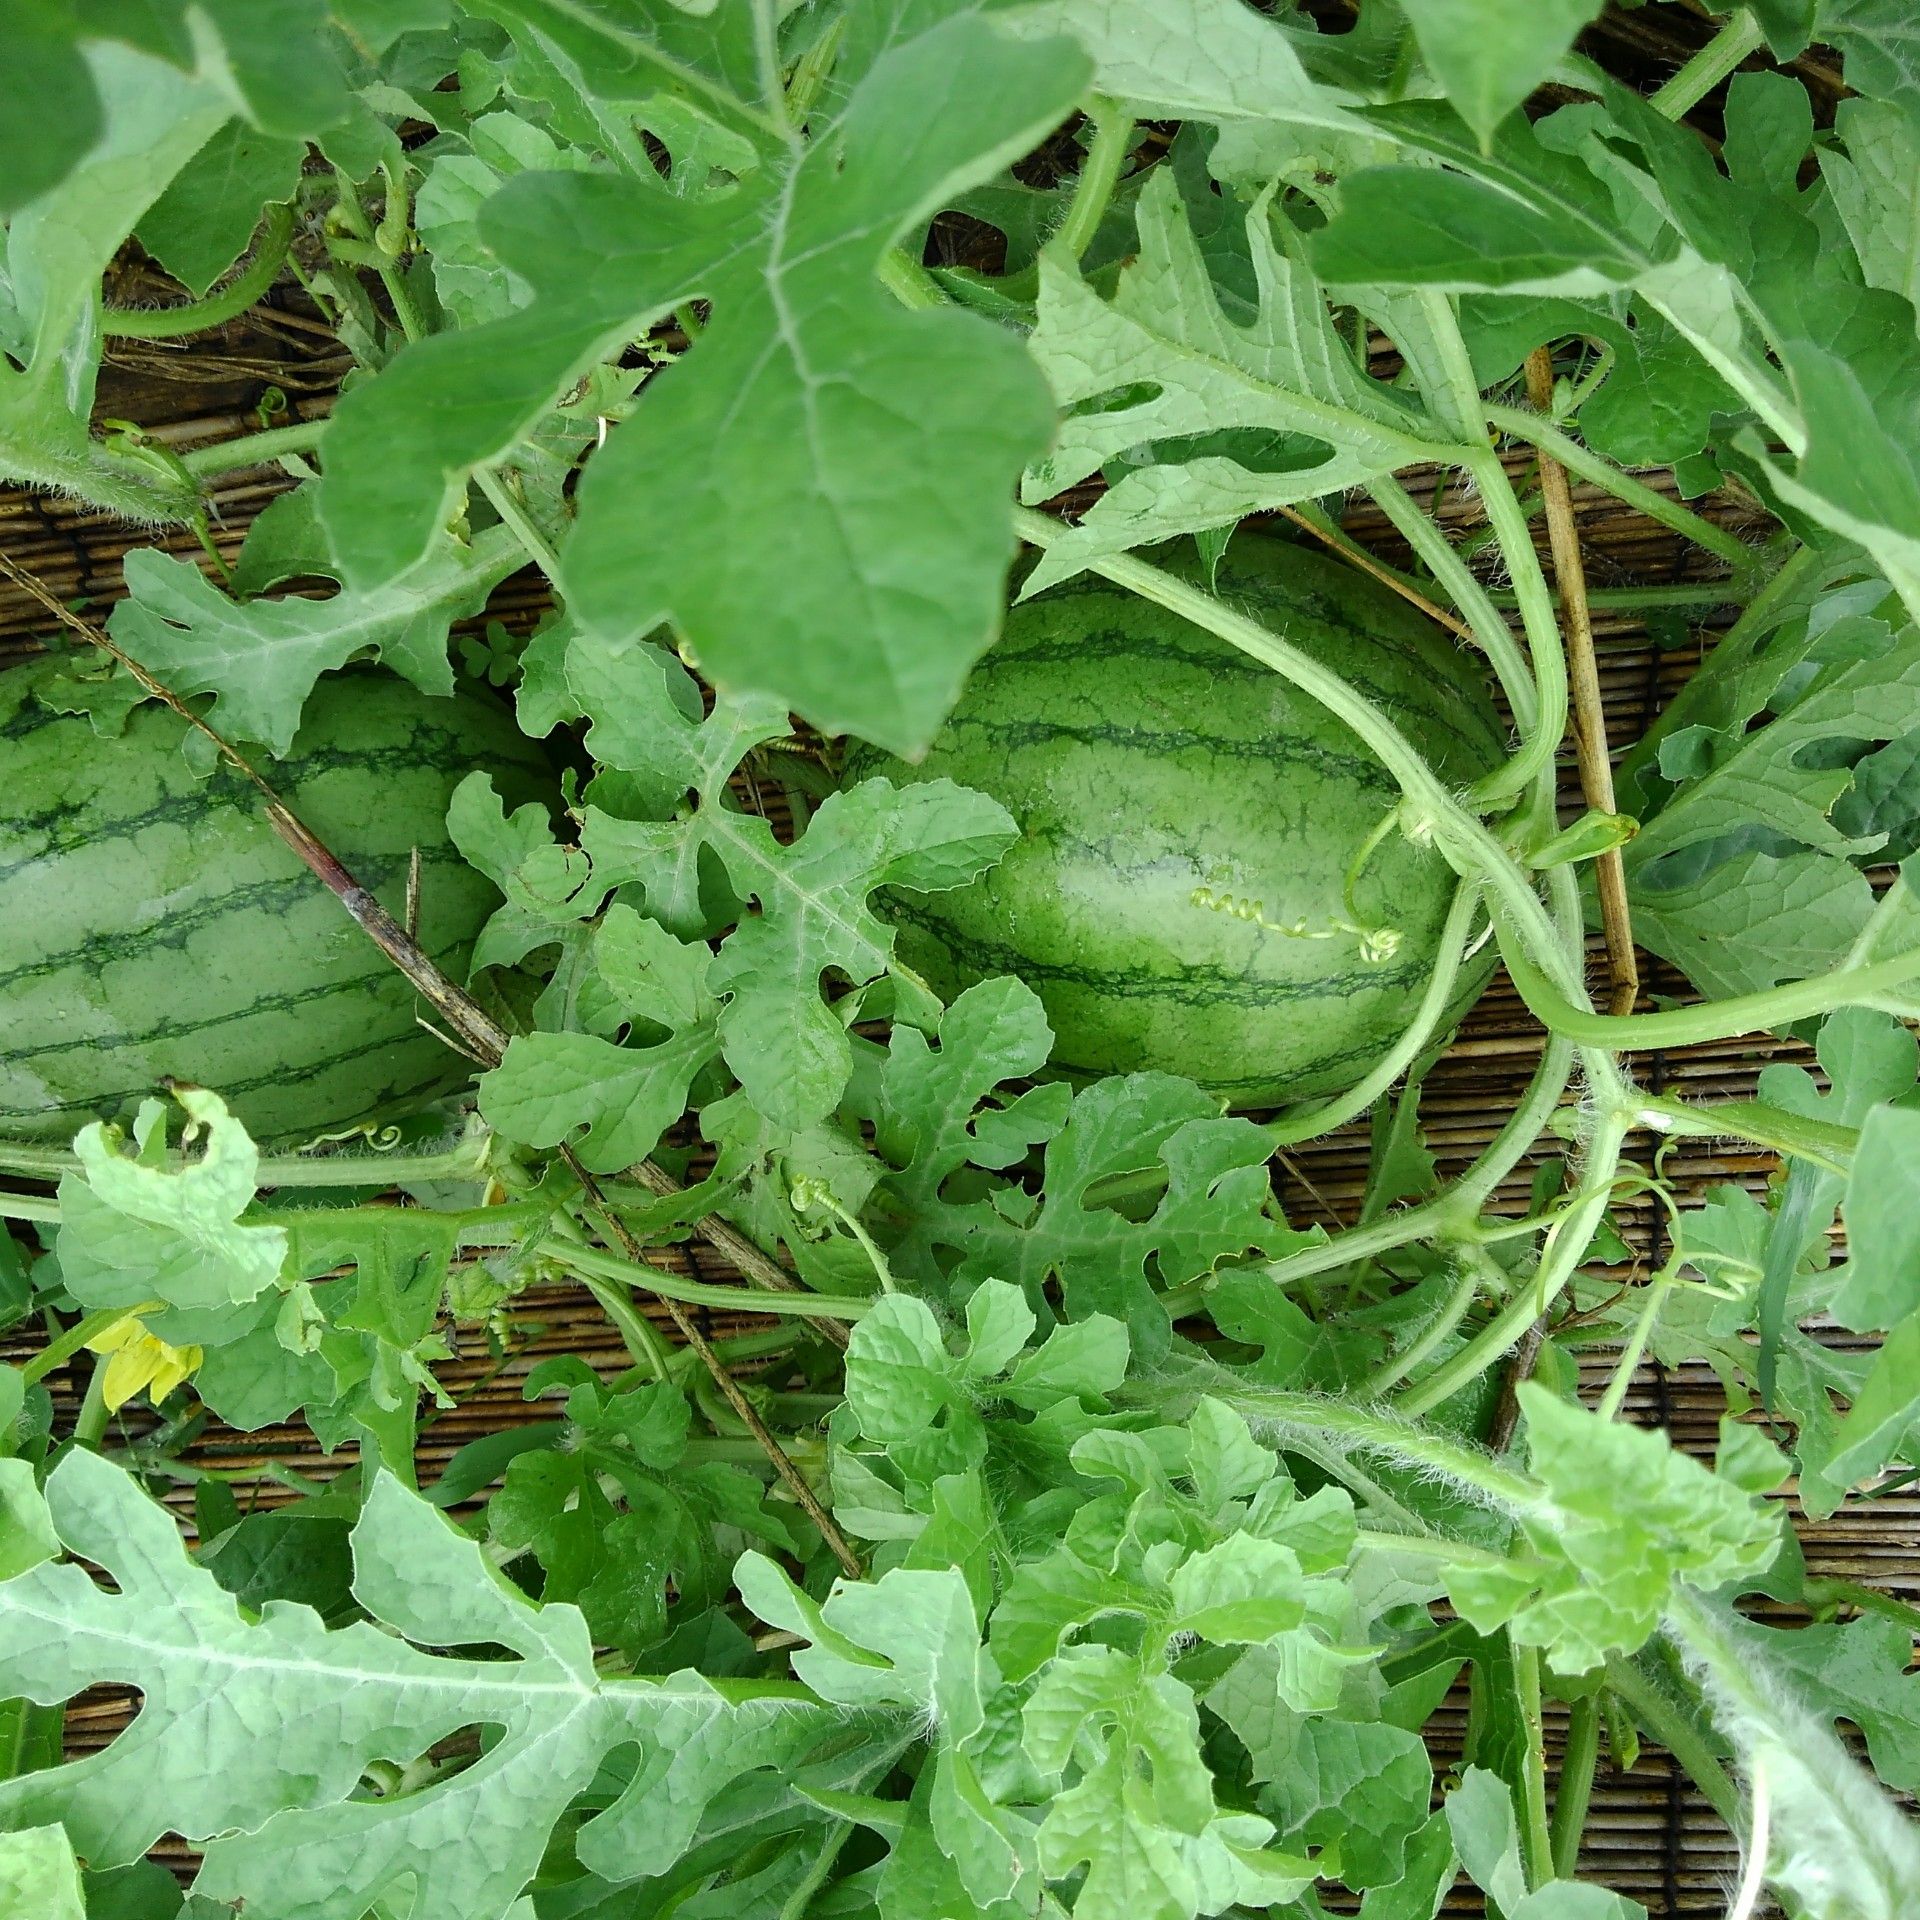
[1674,1595,1920,1920]
[1726,1758,1769,1920]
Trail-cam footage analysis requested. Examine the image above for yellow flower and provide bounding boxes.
[85,1316,204,1413]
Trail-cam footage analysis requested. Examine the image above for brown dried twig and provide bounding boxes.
[630,1158,849,1351]
[0,549,511,1065]
[3,550,858,1551]
[1522,348,1641,1018]
[1272,504,1477,642]
[562,1146,863,1579]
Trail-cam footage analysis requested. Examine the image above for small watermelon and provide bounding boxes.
[0,661,550,1143]
[846,535,1505,1108]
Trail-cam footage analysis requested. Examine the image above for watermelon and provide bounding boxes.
[847,535,1505,1108]
[0,660,550,1144]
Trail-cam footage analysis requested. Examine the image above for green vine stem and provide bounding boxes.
[1057,98,1135,261]
[330,167,429,347]
[1266,882,1482,1147]
[181,418,328,478]
[1483,403,1756,573]
[1364,474,1546,784]
[1358,1241,1501,1399]
[1497,913,1920,1049]
[789,1179,897,1293]
[1800,1577,1920,1636]
[559,1241,875,1322]
[1663,1586,1920,1911]
[1410,289,1572,823]
[573,1271,675,1380]
[1394,1109,1633,1417]
[0,1192,59,1223]
[1648,8,1766,120]
[102,203,296,340]
[1603,1653,1742,1829]
[69,1362,112,1451]
[1632,1094,1855,1175]
[877,247,950,312]
[1552,1693,1602,1879]
[1262,1031,1577,1289]
[475,466,564,579]
[1516,1643,1556,1887]
[1597,1259,1683,1421]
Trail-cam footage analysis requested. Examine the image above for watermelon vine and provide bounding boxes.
[2,6,1920,1920]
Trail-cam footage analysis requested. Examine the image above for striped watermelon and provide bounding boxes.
[846,535,1505,1108]
[0,660,550,1144]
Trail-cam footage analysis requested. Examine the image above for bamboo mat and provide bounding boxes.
[2,40,1912,1911]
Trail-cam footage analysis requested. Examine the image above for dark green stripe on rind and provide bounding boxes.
[851,533,1503,1108]
[0,736,513,885]
[0,664,551,1143]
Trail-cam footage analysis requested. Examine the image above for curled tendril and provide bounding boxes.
[788,1174,832,1215]
[305,1121,408,1152]
[1189,886,1401,964]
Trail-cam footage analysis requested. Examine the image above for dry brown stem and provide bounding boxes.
[1522,348,1641,1018]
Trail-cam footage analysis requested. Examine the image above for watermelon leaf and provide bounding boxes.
[55,1091,287,1323]
[0,50,228,521]
[318,11,1085,754]
[0,1451,839,1920]
[1021,166,1462,591]
[1445,1387,1782,1675]
[907,1072,1279,1358]
[0,1824,85,1920]
[481,913,723,1173]
[1399,0,1608,147]
[870,975,1074,1262]
[586,778,1017,1136]
[108,527,523,756]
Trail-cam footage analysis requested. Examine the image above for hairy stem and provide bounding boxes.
[1057,98,1134,261]
[559,1242,875,1322]
[1650,9,1765,119]
[1208,1382,1538,1512]
[103,204,295,340]
[1267,882,1482,1147]
[181,418,328,477]
[1484,403,1756,573]
[1552,1692,1602,1879]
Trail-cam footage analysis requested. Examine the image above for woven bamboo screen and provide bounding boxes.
[0,8,1909,1913]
